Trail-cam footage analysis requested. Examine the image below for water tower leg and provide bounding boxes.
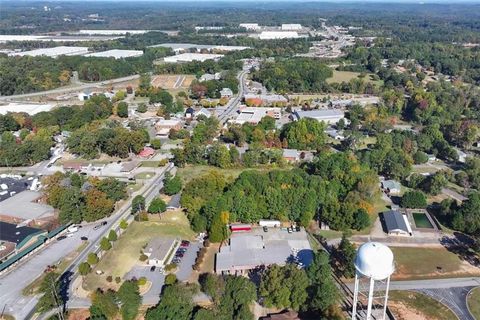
[382,275,391,320]
[352,273,359,320]
[366,277,375,320]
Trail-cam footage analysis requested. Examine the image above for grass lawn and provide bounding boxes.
[135,172,155,179]
[389,290,457,320]
[83,211,195,291]
[391,246,480,280]
[316,229,343,240]
[468,287,480,320]
[326,70,381,85]
[22,241,88,296]
[140,161,162,168]
[177,165,286,184]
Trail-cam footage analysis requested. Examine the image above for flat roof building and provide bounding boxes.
[163,53,224,63]
[382,210,412,236]
[258,31,299,40]
[0,191,55,222]
[281,24,302,31]
[152,43,249,54]
[79,29,150,35]
[0,221,47,260]
[144,237,178,267]
[84,49,143,59]
[0,103,55,115]
[294,109,345,125]
[239,23,261,30]
[215,227,313,275]
[233,107,281,125]
[9,46,89,58]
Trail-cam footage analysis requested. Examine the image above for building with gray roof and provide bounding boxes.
[294,109,345,124]
[0,191,55,222]
[144,237,178,267]
[215,228,313,275]
[382,210,412,236]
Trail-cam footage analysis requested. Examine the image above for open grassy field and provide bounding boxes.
[468,287,480,320]
[389,290,457,320]
[391,247,480,280]
[151,74,195,90]
[326,70,382,85]
[83,211,195,291]
[134,171,155,179]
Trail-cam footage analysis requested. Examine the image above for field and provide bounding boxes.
[389,291,457,320]
[391,247,480,280]
[467,287,480,320]
[83,211,195,291]
[151,74,195,90]
[326,70,382,85]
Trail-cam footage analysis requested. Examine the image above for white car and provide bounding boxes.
[67,225,78,233]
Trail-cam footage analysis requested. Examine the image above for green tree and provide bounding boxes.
[150,138,162,150]
[87,252,99,265]
[199,273,225,305]
[145,283,195,320]
[306,251,339,314]
[352,208,370,231]
[97,178,127,202]
[220,276,256,319]
[401,190,427,208]
[131,195,146,214]
[413,151,429,164]
[79,261,91,276]
[117,102,129,118]
[100,237,112,251]
[148,197,167,214]
[120,219,128,229]
[90,289,118,319]
[108,229,118,242]
[337,235,356,278]
[164,173,182,195]
[36,272,63,313]
[117,280,142,320]
[280,118,327,150]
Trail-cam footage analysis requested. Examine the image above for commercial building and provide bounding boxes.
[163,53,224,63]
[152,43,249,54]
[155,119,182,136]
[9,46,89,58]
[0,221,47,261]
[215,227,313,275]
[382,210,412,236]
[0,103,55,115]
[144,237,179,267]
[84,49,143,59]
[258,31,299,40]
[0,191,55,223]
[232,107,281,125]
[281,24,302,31]
[294,109,345,125]
[239,23,261,30]
[79,29,150,35]
[244,93,288,106]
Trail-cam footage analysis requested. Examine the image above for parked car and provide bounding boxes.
[180,240,190,247]
[175,252,184,258]
[263,226,268,232]
[67,225,78,233]
[150,266,156,272]
[57,235,67,241]
[177,247,187,253]
[80,236,88,241]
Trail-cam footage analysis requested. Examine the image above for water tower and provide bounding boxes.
[351,242,394,320]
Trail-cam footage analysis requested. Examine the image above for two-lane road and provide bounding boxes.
[218,70,248,125]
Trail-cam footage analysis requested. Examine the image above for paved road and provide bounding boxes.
[345,277,480,292]
[218,70,248,125]
[176,242,201,282]
[0,74,140,102]
[0,224,99,320]
[418,287,475,320]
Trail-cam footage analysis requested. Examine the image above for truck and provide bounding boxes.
[259,220,281,228]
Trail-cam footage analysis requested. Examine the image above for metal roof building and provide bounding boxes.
[163,53,224,63]
[294,109,345,124]
[9,46,89,58]
[84,49,143,59]
[382,210,412,236]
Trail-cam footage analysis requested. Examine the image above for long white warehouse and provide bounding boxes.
[84,49,143,59]
[258,31,299,40]
[8,46,89,58]
[164,53,224,63]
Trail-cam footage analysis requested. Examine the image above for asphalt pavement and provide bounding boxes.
[418,287,475,320]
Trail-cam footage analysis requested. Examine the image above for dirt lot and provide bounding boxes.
[389,291,457,320]
[151,74,195,90]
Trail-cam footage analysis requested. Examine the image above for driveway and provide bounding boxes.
[125,266,165,305]
[176,242,201,282]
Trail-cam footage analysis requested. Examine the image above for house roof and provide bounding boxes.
[145,237,177,261]
[282,149,299,159]
[0,221,44,245]
[382,180,401,190]
[138,147,155,158]
[383,210,409,233]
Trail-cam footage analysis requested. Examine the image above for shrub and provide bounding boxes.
[120,219,128,230]
[150,139,162,150]
[106,275,113,282]
[87,252,99,265]
[138,277,147,286]
[115,276,121,284]
[139,254,148,262]
[165,274,177,285]
[164,263,177,272]
[352,209,370,231]
[100,237,112,251]
[147,197,167,214]
[413,151,429,164]
[108,230,118,242]
[137,103,148,113]
[78,262,91,276]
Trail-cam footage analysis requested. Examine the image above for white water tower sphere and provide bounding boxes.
[354,242,394,280]
[351,242,395,320]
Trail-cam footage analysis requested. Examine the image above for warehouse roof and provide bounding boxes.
[9,46,89,58]
[84,49,143,59]
[383,210,411,234]
[0,190,55,220]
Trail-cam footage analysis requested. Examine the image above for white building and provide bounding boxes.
[281,24,302,31]
[220,88,233,98]
[144,238,179,267]
[9,46,90,58]
[164,53,224,63]
[0,103,55,115]
[79,29,149,35]
[294,109,345,125]
[258,31,299,40]
[240,23,260,31]
[84,49,143,59]
[232,107,281,125]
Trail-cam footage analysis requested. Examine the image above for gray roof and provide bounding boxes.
[383,210,409,233]
[382,180,401,190]
[145,237,177,261]
[283,149,299,158]
[0,190,55,220]
[295,109,344,120]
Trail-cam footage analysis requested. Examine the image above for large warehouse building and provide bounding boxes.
[163,53,224,63]
[84,49,143,59]
[294,109,345,124]
[9,46,89,58]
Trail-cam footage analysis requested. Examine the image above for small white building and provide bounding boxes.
[258,31,299,40]
[164,53,224,63]
[239,23,260,30]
